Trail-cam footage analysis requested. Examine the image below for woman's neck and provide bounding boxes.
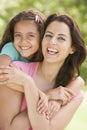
[38,61,63,83]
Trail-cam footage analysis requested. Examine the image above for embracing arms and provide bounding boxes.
[0,65,84,130]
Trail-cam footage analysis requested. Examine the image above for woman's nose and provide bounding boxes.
[50,37,57,45]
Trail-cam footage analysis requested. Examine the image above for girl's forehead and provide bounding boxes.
[15,20,37,28]
[14,20,39,34]
[15,19,35,24]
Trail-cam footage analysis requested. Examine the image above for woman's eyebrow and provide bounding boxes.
[58,33,68,37]
[45,31,53,34]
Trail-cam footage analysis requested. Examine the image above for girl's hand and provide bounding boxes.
[0,65,9,82]
[46,86,76,106]
[46,100,62,120]
[37,91,48,114]
[57,87,76,105]
[0,65,27,86]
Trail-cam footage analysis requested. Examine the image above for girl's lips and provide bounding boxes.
[20,46,31,50]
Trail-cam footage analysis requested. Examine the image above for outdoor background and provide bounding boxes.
[0,0,87,129]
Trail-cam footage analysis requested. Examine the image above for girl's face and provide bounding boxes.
[14,20,40,59]
[42,21,74,64]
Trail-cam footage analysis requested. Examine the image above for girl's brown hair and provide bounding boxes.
[0,9,46,61]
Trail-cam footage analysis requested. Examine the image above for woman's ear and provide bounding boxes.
[70,46,76,54]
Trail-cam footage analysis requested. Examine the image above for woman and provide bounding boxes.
[0,13,86,130]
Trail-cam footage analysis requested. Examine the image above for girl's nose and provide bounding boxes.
[21,36,27,44]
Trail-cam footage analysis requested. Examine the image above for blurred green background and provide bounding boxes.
[0,0,87,129]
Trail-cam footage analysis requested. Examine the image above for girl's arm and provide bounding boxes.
[37,77,84,119]
[0,66,83,130]
[18,72,84,130]
[0,65,81,99]
[0,54,12,82]
[0,65,84,106]
[45,76,84,104]
[0,55,12,65]
[66,76,84,93]
[0,65,83,118]
[0,42,19,66]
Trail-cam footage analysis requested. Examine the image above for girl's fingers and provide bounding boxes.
[37,97,48,114]
[0,81,8,85]
[0,73,9,78]
[57,87,76,105]
[0,66,16,75]
[37,100,48,112]
[48,102,59,119]
[37,102,45,111]
[62,88,76,104]
[38,97,46,107]
[37,99,43,106]
[63,91,72,102]
[60,95,68,105]
[65,88,76,96]
[46,101,59,120]
[38,105,48,114]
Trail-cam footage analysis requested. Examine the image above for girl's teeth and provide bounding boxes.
[21,47,29,50]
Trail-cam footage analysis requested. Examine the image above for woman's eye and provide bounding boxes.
[58,37,65,41]
[45,34,52,38]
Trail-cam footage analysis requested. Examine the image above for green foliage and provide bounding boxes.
[0,0,87,84]
[0,0,87,42]
[80,58,87,86]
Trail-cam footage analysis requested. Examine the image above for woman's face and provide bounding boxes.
[14,20,40,59]
[42,21,74,64]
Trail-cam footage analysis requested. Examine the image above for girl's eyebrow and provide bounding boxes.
[14,32,37,35]
[26,32,37,35]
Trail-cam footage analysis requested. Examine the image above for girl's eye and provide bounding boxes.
[27,34,35,38]
[26,34,36,40]
[14,34,21,38]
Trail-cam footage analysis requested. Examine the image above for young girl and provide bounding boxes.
[0,13,83,127]
[0,9,45,64]
[0,13,86,130]
[0,9,46,129]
